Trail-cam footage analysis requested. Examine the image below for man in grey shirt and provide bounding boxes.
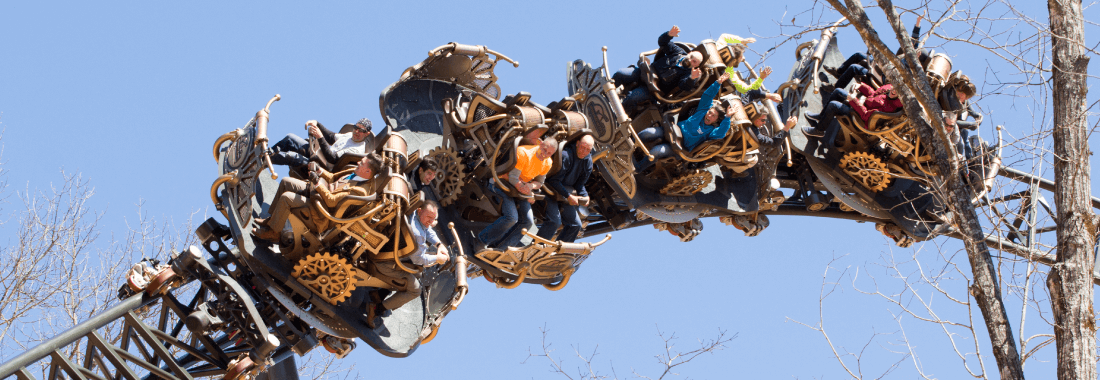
[365,200,449,327]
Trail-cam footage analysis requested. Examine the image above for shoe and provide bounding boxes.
[369,290,383,305]
[804,112,821,123]
[819,84,836,96]
[823,65,839,76]
[801,126,825,138]
[252,224,279,241]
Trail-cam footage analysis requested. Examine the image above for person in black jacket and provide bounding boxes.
[613,25,704,110]
[827,15,929,89]
[537,135,594,243]
[269,118,375,175]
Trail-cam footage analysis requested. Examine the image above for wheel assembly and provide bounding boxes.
[292,252,356,304]
[840,151,891,192]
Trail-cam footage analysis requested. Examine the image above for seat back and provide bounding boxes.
[925,52,953,91]
[491,135,529,198]
[546,140,568,178]
[465,94,509,126]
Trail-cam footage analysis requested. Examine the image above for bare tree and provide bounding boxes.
[822,1,1026,377]
[1044,1,1095,378]
[0,149,359,378]
[526,326,734,380]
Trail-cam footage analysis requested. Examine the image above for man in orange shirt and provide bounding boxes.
[477,138,558,250]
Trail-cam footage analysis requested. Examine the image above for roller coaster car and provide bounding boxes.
[637,97,761,197]
[213,98,468,358]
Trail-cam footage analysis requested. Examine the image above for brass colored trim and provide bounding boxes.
[212,129,243,162]
[420,323,441,344]
[493,262,528,289]
[542,267,575,291]
[210,170,239,219]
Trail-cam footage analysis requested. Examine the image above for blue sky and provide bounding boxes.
[1,1,1097,378]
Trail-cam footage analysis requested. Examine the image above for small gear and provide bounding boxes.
[292,252,356,304]
[428,146,466,207]
[660,170,714,197]
[840,151,891,192]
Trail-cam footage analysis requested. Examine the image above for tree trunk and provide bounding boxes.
[825,1,1026,378]
[1046,1,1096,379]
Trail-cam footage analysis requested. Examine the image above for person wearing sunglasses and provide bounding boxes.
[269,118,375,174]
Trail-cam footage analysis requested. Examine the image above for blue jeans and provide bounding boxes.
[270,133,310,168]
[478,184,533,249]
[634,125,671,171]
[837,52,869,74]
[835,65,869,89]
[612,67,640,87]
[537,200,582,242]
[808,89,851,132]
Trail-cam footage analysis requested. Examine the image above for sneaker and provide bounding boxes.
[801,126,825,138]
[823,65,840,76]
[804,112,821,123]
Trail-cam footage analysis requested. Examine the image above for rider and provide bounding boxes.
[269,118,374,175]
[477,138,558,250]
[253,153,383,242]
[826,15,929,90]
[537,135,594,243]
[938,73,981,157]
[802,83,903,138]
[636,71,734,171]
[365,200,450,328]
[613,25,703,111]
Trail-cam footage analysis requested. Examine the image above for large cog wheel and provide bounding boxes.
[428,146,466,207]
[292,252,356,304]
[660,170,713,197]
[840,151,891,192]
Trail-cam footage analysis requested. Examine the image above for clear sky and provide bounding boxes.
[1,1,1097,379]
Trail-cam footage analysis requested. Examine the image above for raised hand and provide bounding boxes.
[783,116,797,131]
[765,93,782,103]
[760,67,773,79]
[718,71,730,84]
[670,25,681,37]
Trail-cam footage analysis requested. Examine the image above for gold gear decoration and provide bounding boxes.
[840,151,891,192]
[660,170,714,197]
[292,252,356,304]
[428,146,466,207]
